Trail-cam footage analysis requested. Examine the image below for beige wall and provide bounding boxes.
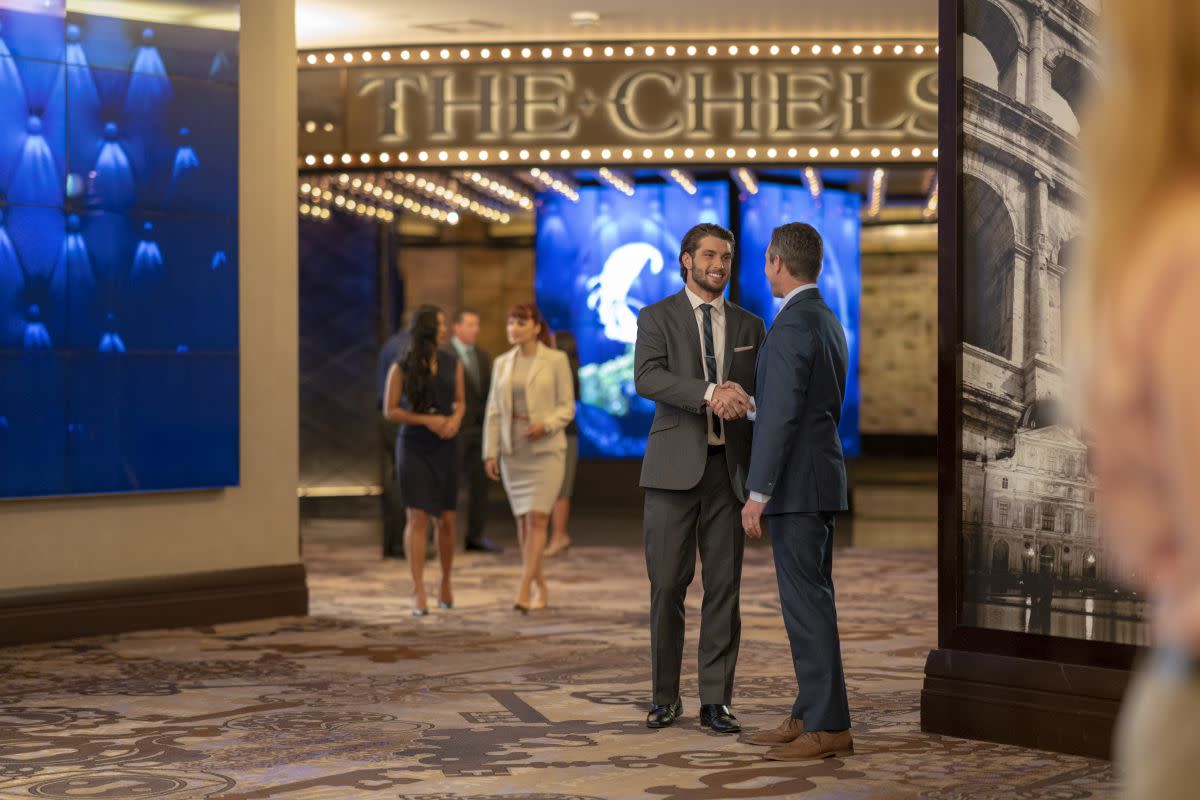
[859,224,938,435]
[0,1,301,591]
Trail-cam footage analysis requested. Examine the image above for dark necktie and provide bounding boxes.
[700,303,721,438]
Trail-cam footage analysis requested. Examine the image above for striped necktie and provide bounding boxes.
[700,303,721,438]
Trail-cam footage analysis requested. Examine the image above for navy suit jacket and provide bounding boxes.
[746,288,849,514]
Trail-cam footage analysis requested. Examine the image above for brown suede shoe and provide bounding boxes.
[763,729,853,761]
[740,715,804,746]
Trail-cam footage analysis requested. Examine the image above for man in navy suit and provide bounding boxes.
[739,222,853,761]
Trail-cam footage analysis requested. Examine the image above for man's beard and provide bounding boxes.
[690,265,729,294]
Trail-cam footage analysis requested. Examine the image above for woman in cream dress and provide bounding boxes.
[484,304,575,612]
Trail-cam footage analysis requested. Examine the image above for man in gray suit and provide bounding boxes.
[740,222,853,761]
[634,223,766,733]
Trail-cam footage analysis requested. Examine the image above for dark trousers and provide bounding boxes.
[644,449,744,706]
[770,511,851,731]
[459,432,488,545]
[380,419,403,556]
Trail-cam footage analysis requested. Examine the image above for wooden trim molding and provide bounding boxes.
[0,563,308,647]
[922,648,1131,759]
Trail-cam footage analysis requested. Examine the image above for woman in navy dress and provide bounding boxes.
[383,305,465,616]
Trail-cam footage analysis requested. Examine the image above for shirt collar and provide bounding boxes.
[780,283,818,309]
[451,337,471,354]
[684,286,725,314]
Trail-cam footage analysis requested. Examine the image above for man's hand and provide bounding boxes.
[741,498,766,539]
[709,382,751,420]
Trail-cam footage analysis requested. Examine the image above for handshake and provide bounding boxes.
[707,381,754,421]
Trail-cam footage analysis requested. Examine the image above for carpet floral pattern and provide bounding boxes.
[0,543,1118,798]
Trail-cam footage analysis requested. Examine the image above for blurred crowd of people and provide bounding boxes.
[377,304,578,616]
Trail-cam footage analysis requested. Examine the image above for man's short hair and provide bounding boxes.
[768,223,823,282]
[453,308,480,325]
[678,223,735,280]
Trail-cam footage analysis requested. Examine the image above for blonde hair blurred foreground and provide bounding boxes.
[1080,3,1200,797]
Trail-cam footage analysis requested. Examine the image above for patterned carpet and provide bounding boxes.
[0,541,1119,799]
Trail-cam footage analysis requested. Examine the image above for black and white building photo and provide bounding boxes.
[957,0,1147,645]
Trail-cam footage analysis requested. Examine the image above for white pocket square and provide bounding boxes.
[734,345,755,352]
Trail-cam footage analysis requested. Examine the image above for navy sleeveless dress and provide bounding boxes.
[395,350,459,513]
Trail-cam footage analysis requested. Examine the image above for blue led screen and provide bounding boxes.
[0,3,239,498]
[738,183,862,456]
[535,182,729,457]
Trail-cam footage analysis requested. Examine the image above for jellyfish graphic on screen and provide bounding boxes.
[98,313,126,353]
[0,210,25,346]
[585,242,664,345]
[9,115,62,206]
[23,305,51,351]
[131,222,164,281]
[92,122,135,208]
[697,192,722,225]
[64,24,100,139]
[209,50,235,82]
[50,214,96,344]
[0,24,27,185]
[164,127,200,204]
[124,28,172,120]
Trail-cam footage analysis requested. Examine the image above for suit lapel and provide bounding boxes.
[674,290,704,380]
[525,342,547,388]
[721,304,739,381]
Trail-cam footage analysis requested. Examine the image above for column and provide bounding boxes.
[1025,171,1052,363]
[1026,1,1047,113]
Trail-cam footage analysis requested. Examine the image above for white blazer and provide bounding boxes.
[483,342,575,460]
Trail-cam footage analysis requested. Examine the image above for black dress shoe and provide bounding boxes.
[465,537,503,553]
[646,699,683,729]
[699,704,741,733]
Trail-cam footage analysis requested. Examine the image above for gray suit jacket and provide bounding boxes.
[635,290,766,502]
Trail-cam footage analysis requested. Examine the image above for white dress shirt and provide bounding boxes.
[749,282,818,504]
[684,286,726,446]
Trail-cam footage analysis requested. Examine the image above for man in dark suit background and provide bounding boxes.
[635,223,766,734]
[446,309,501,553]
[740,222,853,761]
[377,320,410,559]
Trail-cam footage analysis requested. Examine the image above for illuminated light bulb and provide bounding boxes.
[460,48,470,59]
[933,147,940,158]
[664,148,674,158]
[912,147,922,157]
[583,46,593,57]
[398,152,409,162]
[749,45,759,55]
[829,147,840,157]
[891,147,902,157]
[914,44,924,55]
[340,153,352,164]
[791,44,800,55]
[832,44,842,55]
[418,151,429,161]
[726,147,736,158]
[580,149,591,159]
[787,147,798,158]
[770,44,780,55]
[300,182,312,193]
[688,45,698,56]
[306,54,317,64]
[324,53,335,63]
[645,45,655,56]
[400,50,410,60]
[624,45,634,57]
[542,47,553,58]
[420,50,430,60]
[747,147,757,158]
[767,147,777,158]
[873,44,883,55]
[479,150,489,160]
[728,45,738,55]
[894,44,904,55]
[379,153,391,163]
[362,51,373,61]
[871,147,881,157]
[623,148,633,159]
[481,48,491,58]
[499,150,510,161]
[438,150,449,161]
[808,147,819,158]
[501,48,511,59]
[458,150,468,160]
[665,46,676,56]
[360,153,370,163]
[850,148,861,158]
[440,48,450,59]
[304,155,316,165]
[707,45,718,56]
[560,148,571,159]
[563,47,573,57]
[705,147,716,158]
[812,44,822,55]
[684,147,695,158]
[520,149,531,159]
[853,44,863,55]
[604,46,614,57]
[521,47,532,58]
[343,52,353,62]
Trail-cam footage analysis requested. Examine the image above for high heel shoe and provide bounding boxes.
[437,599,453,610]
[412,607,429,617]
[513,602,530,614]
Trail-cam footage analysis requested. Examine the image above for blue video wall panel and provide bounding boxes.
[738,183,862,456]
[0,2,239,498]
[536,182,730,457]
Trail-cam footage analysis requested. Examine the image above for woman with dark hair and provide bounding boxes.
[546,329,581,557]
[483,303,575,611]
[383,304,465,616]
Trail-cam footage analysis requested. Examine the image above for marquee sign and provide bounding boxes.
[297,40,938,167]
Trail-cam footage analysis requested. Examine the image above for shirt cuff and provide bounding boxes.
[749,491,771,503]
[704,383,716,402]
[747,395,756,421]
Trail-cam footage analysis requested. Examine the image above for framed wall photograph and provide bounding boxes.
[924,0,1141,758]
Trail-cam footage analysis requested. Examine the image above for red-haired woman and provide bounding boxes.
[483,304,575,612]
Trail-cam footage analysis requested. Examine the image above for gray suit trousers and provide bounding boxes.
[644,449,744,706]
